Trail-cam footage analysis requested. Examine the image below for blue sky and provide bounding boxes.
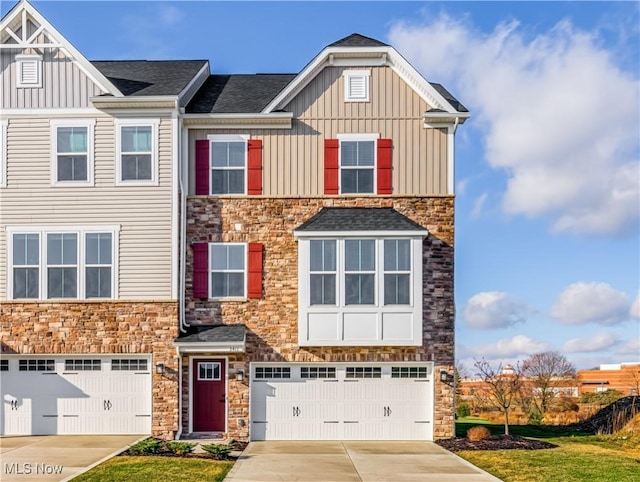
[4,1,638,370]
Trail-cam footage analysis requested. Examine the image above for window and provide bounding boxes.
[65,359,101,371]
[0,119,7,188]
[12,233,39,299]
[198,362,221,380]
[112,359,148,371]
[0,360,8,371]
[391,366,429,378]
[310,240,336,305]
[19,359,55,371]
[254,367,291,379]
[343,69,370,102]
[85,233,113,298]
[210,136,247,194]
[346,367,382,379]
[116,120,158,184]
[300,367,336,379]
[338,134,378,194]
[47,233,78,298]
[210,243,245,298]
[16,54,42,88]
[8,226,118,300]
[345,239,376,304]
[384,240,411,305]
[51,120,95,185]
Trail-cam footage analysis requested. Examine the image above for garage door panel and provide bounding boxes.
[250,364,433,441]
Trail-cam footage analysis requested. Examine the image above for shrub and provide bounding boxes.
[528,407,543,425]
[581,390,624,406]
[166,441,196,456]
[466,425,491,441]
[456,403,471,418]
[201,443,233,460]
[128,438,167,455]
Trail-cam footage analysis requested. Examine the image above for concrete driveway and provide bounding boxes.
[0,435,143,482]
[224,441,502,482]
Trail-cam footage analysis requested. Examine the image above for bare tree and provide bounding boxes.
[621,364,640,395]
[473,359,523,435]
[522,351,576,414]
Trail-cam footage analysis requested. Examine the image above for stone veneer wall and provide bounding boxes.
[0,301,179,439]
[184,196,455,439]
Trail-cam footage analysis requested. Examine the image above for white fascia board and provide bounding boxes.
[182,112,293,129]
[174,342,245,353]
[5,1,123,97]
[177,62,210,105]
[293,230,428,238]
[90,96,179,110]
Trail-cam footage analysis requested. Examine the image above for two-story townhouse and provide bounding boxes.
[179,34,468,440]
[0,0,208,438]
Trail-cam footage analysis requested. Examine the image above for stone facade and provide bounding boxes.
[183,195,455,439]
[0,301,179,439]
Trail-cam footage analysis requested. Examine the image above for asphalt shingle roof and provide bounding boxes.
[175,324,246,343]
[429,82,468,113]
[186,74,296,113]
[328,33,389,48]
[295,208,426,232]
[91,60,207,96]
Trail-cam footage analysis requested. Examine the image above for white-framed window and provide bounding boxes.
[343,69,370,102]
[0,119,7,187]
[209,134,248,195]
[50,119,95,186]
[338,133,378,194]
[7,226,119,300]
[297,234,424,346]
[198,362,221,381]
[115,119,159,185]
[16,54,42,88]
[210,243,246,298]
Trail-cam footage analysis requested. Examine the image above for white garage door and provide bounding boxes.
[0,356,151,436]
[250,364,433,441]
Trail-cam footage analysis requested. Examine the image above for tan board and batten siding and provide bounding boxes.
[1,29,106,109]
[0,114,175,299]
[189,66,448,196]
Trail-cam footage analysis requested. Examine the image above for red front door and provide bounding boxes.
[193,358,226,432]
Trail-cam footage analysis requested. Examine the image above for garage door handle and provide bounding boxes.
[104,400,112,411]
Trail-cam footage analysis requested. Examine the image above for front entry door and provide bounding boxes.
[193,359,226,431]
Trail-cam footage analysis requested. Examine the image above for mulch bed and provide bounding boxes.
[436,435,557,452]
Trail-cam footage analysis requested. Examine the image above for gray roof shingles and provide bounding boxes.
[429,82,468,113]
[186,74,296,114]
[175,324,246,343]
[91,60,207,96]
[329,33,389,48]
[295,207,426,232]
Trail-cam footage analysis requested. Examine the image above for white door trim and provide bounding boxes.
[188,355,229,434]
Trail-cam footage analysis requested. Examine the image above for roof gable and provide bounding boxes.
[0,0,122,96]
[262,32,468,117]
[295,207,427,233]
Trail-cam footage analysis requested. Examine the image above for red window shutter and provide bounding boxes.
[247,139,263,195]
[324,139,339,194]
[247,243,263,299]
[195,140,210,195]
[377,138,393,194]
[193,243,209,298]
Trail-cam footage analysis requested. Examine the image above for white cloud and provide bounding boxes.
[551,282,631,325]
[562,331,618,353]
[631,292,640,319]
[471,192,488,219]
[617,336,640,356]
[463,291,534,329]
[461,334,550,359]
[389,15,639,236]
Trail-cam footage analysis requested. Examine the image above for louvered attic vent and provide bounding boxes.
[16,55,42,88]
[343,69,370,102]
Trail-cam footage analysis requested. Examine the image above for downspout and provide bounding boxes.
[453,116,460,134]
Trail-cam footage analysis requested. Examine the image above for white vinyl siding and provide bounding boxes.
[0,120,7,187]
[0,116,174,299]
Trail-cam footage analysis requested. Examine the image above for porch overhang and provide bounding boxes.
[174,324,246,353]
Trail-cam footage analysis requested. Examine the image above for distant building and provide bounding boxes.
[578,363,640,396]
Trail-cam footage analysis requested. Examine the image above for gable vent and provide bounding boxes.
[17,55,42,88]
[343,70,370,102]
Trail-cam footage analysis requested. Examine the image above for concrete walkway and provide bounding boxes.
[224,441,502,482]
[0,435,144,482]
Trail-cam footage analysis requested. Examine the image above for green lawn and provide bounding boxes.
[455,422,640,482]
[72,456,233,482]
